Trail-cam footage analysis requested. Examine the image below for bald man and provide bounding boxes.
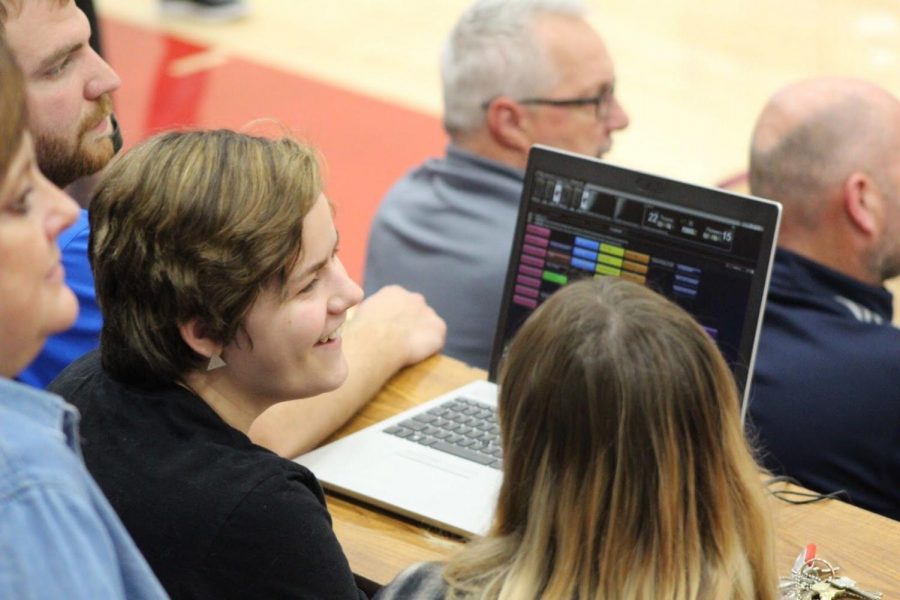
[748,77,900,521]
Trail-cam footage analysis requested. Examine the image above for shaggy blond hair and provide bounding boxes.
[90,130,321,387]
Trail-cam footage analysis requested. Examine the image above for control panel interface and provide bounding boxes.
[502,170,768,369]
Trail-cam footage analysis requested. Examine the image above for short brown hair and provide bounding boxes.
[0,34,25,178]
[89,129,322,388]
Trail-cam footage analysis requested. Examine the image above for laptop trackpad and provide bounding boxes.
[333,446,499,536]
[395,448,483,478]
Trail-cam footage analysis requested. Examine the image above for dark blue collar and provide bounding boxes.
[772,248,894,323]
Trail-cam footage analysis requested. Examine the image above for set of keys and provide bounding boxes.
[779,544,884,599]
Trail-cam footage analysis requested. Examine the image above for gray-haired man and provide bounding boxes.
[364,0,629,370]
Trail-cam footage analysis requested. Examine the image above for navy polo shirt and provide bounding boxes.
[749,248,899,520]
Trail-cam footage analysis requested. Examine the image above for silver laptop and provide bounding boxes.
[297,145,782,537]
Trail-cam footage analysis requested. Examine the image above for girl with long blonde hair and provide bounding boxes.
[378,277,776,599]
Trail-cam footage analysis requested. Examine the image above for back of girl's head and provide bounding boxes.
[446,277,775,600]
[89,129,321,388]
[0,34,25,180]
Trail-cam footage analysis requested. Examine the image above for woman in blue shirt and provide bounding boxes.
[0,35,166,600]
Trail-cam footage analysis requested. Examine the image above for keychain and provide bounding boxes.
[779,544,883,599]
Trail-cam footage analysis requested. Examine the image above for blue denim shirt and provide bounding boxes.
[0,377,167,598]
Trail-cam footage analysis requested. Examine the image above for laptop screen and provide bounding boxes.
[489,146,781,414]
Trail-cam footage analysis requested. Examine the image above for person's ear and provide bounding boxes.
[843,172,883,237]
[484,96,533,153]
[178,318,223,362]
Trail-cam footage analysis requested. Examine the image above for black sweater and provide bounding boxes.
[51,351,364,599]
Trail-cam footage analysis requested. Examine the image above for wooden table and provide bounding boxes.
[325,354,900,595]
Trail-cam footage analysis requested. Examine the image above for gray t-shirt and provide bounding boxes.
[364,145,523,369]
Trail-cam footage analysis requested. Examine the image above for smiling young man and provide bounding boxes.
[4,0,446,460]
[364,0,630,370]
[50,131,370,598]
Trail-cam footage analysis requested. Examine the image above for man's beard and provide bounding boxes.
[34,94,116,187]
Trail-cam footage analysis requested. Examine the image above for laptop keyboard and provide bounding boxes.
[383,397,503,470]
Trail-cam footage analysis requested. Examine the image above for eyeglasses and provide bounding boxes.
[481,84,616,121]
